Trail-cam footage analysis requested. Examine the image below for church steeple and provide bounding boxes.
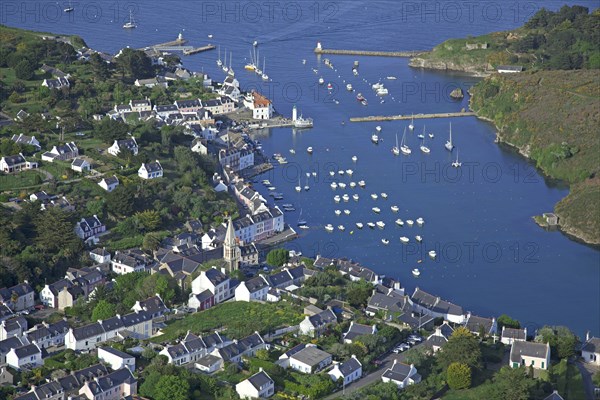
[223,217,240,271]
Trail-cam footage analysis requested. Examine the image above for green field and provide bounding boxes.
[152,302,304,342]
[0,170,44,191]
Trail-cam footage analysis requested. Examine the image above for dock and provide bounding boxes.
[350,112,477,122]
[314,47,428,58]
[139,37,187,51]
[183,45,216,55]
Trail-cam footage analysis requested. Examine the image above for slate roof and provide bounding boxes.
[335,356,362,377]
[411,287,463,316]
[196,354,221,367]
[142,160,163,173]
[0,337,27,354]
[290,346,331,367]
[502,327,527,341]
[134,295,168,315]
[543,391,565,400]
[308,309,337,328]
[0,282,34,300]
[0,154,26,166]
[510,341,550,363]
[247,370,273,390]
[99,346,133,359]
[244,276,269,293]
[367,292,406,314]
[343,322,375,341]
[204,268,229,286]
[582,337,600,353]
[84,368,136,394]
[465,314,494,333]
[382,362,413,382]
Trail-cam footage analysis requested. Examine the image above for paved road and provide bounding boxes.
[325,342,425,399]
[576,360,597,400]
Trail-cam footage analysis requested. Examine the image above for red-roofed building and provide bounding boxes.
[244,91,273,120]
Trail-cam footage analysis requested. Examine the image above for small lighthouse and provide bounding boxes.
[292,105,298,122]
[316,41,322,52]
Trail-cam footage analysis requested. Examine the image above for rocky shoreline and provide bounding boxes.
[466,92,599,246]
[408,56,491,77]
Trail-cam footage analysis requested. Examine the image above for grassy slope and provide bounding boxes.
[470,70,600,244]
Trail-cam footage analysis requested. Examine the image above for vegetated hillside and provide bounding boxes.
[410,6,600,75]
[470,69,600,244]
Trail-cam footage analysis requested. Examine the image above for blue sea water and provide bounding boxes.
[3,0,598,336]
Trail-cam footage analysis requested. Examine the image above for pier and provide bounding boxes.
[183,45,216,55]
[314,42,428,58]
[139,36,187,51]
[350,112,477,122]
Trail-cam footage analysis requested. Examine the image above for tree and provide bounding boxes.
[345,280,373,308]
[34,207,82,257]
[437,327,482,370]
[106,185,135,216]
[91,300,116,321]
[266,249,289,267]
[593,371,600,387]
[497,314,521,329]
[447,362,472,390]
[142,232,162,251]
[115,48,153,79]
[135,210,161,231]
[536,326,578,359]
[15,59,35,80]
[485,366,534,400]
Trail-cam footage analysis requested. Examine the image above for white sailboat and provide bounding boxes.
[420,137,430,154]
[261,58,269,81]
[64,0,74,12]
[255,50,262,75]
[392,132,400,155]
[452,149,462,168]
[418,125,425,139]
[304,176,310,191]
[227,52,235,76]
[245,48,256,71]
[445,122,454,151]
[408,114,414,131]
[222,50,229,73]
[216,46,222,67]
[123,10,137,29]
[295,179,301,192]
[400,128,411,155]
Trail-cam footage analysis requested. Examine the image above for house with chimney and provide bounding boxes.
[0,282,35,312]
[299,308,337,338]
[74,215,106,240]
[107,137,139,156]
[236,369,275,399]
[98,175,119,192]
[138,160,163,179]
[381,361,421,389]
[41,142,79,162]
[328,355,363,386]
[0,153,38,173]
[509,341,551,370]
[160,331,231,366]
[78,367,138,400]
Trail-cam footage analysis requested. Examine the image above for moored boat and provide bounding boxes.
[325,224,334,232]
[400,236,410,243]
[376,221,386,229]
[372,207,381,213]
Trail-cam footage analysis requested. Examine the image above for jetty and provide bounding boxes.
[139,33,187,51]
[314,41,428,58]
[183,45,216,55]
[350,112,476,123]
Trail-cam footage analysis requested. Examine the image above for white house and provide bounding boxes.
[191,267,232,304]
[0,283,35,312]
[509,341,551,370]
[235,276,270,302]
[500,326,527,345]
[236,369,275,399]
[138,160,163,180]
[381,361,421,389]
[243,91,273,120]
[211,332,268,364]
[107,138,139,156]
[463,313,497,337]
[71,158,91,172]
[160,331,230,366]
[74,215,106,240]
[6,343,42,370]
[342,322,377,344]
[111,249,153,275]
[289,345,332,373]
[298,308,337,337]
[0,316,27,341]
[98,347,136,372]
[65,310,152,351]
[98,175,119,192]
[0,153,38,173]
[410,287,465,324]
[328,355,362,386]
[11,133,41,150]
[39,279,72,308]
[41,142,79,162]
[582,334,600,366]
[195,354,223,373]
[90,248,111,264]
[78,368,137,400]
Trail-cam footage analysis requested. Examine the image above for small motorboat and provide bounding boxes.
[358,180,366,187]
[353,194,359,201]
[302,59,307,65]
[382,239,390,245]
[338,225,345,231]
[371,193,378,200]
[299,225,310,230]
[268,186,276,191]
[412,268,421,277]
[429,133,434,138]
[429,250,437,258]
[376,221,386,229]
[415,235,423,242]
[334,195,341,203]
[367,222,376,229]
[344,209,351,215]
[356,222,364,229]
[372,207,381,213]
[338,170,345,176]
[416,217,424,226]
[391,205,399,212]
[334,209,342,216]
[327,82,333,90]
[330,182,338,190]
[319,77,324,85]
[352,156,358,162]
[289,149,296,154]
[386,76,397,80]
[346,83,353,91]
[376,125,382,132]
[329,171,335,177]
[262,180,271,185]
[400,236,410,243]
[381,193,388,199]
[342,194,350,202]
[325,224,334,232]
[371,134,379,144]
[307,147,313,154]
[312,172,317,177]
[345,169,353,176]
[350,182,356,188]
[395,219,404,226]
[406,220,414,227]
[338,182,347,189]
